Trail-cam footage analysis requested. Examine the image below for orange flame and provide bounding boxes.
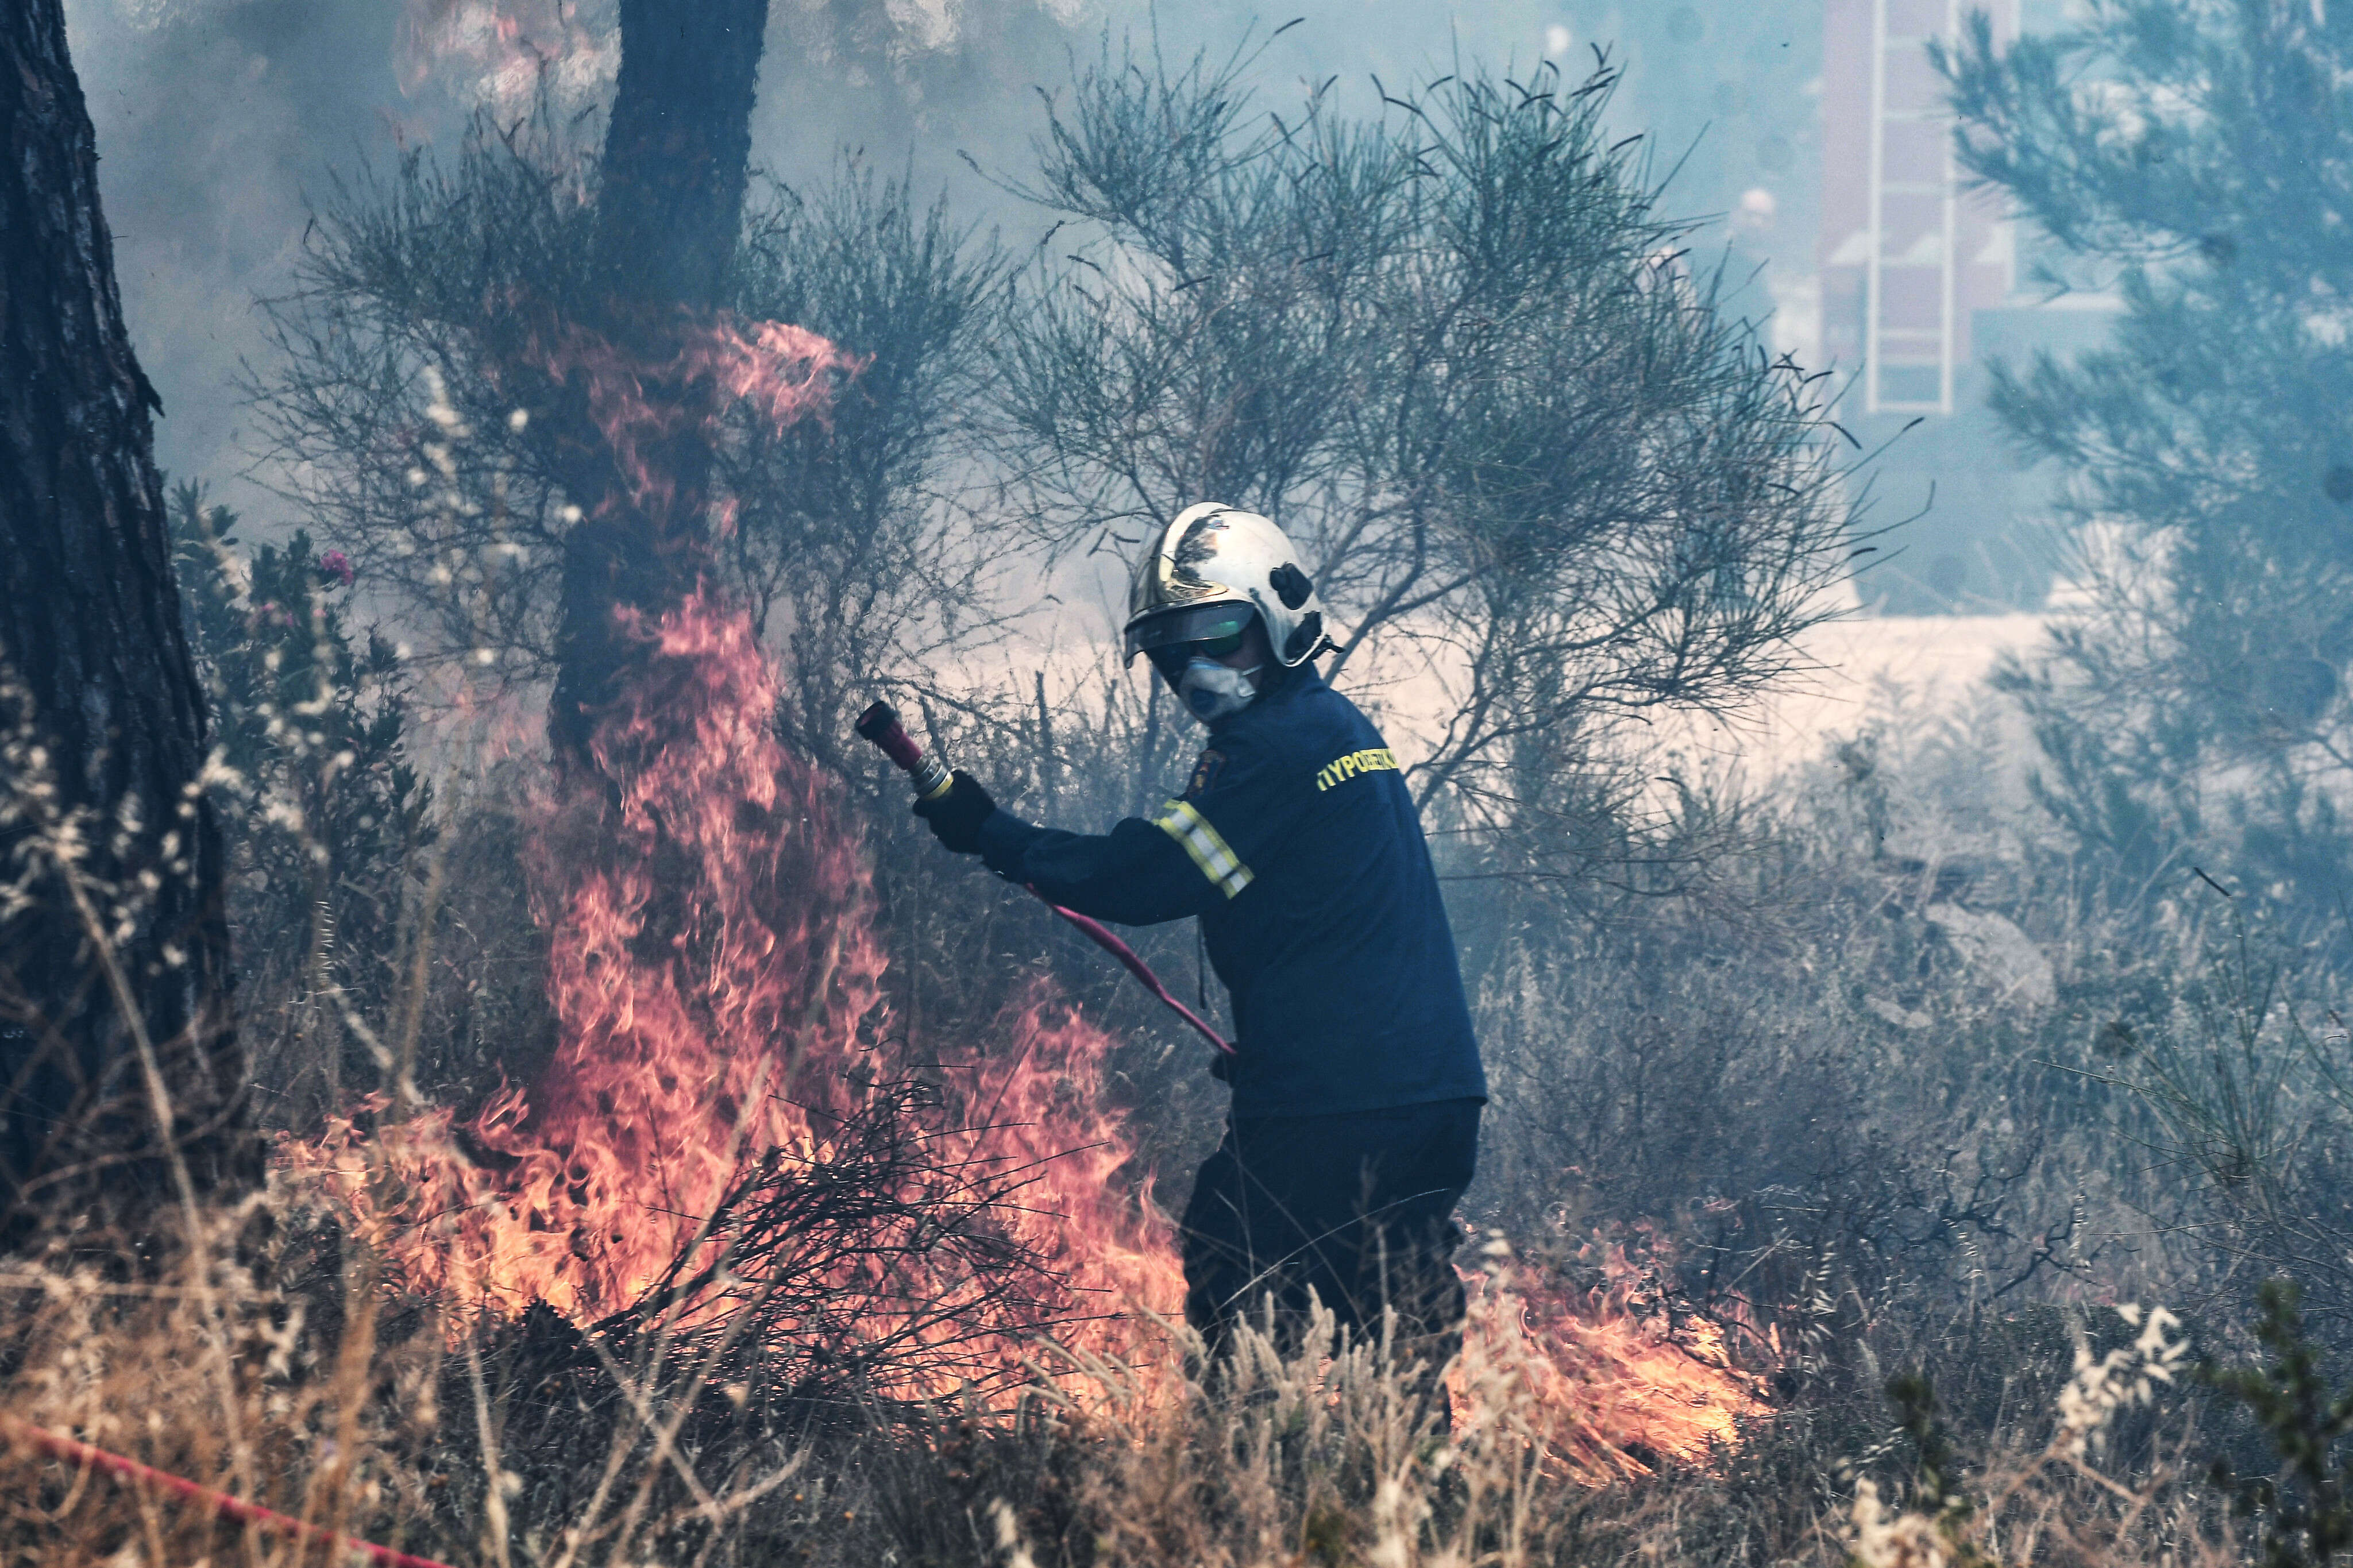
[1456,1244,1767,1481]
[536,312,862,535]
[290,592,1179,1381]
[286,302,1174,1391]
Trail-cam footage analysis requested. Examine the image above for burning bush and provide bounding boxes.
[281,592,1181,1399]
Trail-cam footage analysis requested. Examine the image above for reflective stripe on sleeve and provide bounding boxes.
[1152,799,1254,898]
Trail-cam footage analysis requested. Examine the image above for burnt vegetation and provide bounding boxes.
[7,6,2353,1568]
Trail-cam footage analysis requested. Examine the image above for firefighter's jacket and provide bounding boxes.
[975,665,1487,1119]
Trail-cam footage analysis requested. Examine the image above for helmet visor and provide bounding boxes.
[1123,603,1256,665]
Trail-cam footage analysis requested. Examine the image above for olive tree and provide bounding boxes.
[994,43,1858,875]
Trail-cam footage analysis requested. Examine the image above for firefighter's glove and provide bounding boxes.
[913,771,996,855]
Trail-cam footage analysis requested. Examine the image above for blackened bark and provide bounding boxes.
[551,0,771,761]
[0,0,247,1238]
[594,0,770,316]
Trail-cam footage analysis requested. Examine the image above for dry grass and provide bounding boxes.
[0,1183,2261,1568]
[0,1195,443,1567]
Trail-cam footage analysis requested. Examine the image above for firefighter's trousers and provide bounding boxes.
[1179,1097,1482,1386]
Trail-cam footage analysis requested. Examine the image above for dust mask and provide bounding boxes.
[1177,657,1263,724]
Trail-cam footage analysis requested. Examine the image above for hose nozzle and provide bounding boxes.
[855,701,953,801]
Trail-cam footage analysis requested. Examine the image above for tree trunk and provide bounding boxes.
[550,0,771,761]
[593,0,770,317]
[0,0,246,1239]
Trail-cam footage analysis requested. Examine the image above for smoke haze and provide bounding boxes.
[68,0,1843,532]
[25,2,2353,1555]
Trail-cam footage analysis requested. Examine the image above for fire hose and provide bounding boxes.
[0,1414,456,1568]
[855,701,1235,1057]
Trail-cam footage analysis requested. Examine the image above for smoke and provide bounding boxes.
[61,0,430,513]
[64,0,1833,524]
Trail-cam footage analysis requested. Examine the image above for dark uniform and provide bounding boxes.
[975,662,1486,1370]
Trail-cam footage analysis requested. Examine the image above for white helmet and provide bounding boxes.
[1123,504,1329,670]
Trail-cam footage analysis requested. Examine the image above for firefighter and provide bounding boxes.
[911,503,1487,1382]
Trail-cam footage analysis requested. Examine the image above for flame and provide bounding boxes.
[279,299,1172,1394]
[1456,1244,1768,1481]
[535,312,863,535]
[288,592,1178,1387]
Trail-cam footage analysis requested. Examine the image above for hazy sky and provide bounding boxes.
[63,0,1822,521]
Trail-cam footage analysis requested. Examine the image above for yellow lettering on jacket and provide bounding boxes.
[1313,747,1399,791]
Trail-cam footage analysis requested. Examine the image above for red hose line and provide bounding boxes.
[2,1415,456,1568]
[856,700,1236,1057]
[1029,891,1235,1056]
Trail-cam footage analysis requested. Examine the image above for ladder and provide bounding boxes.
[1865,0,1962,415]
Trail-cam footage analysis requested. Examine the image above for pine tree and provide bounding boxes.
[0,0,246,1235]
[1943,1,2353,921]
